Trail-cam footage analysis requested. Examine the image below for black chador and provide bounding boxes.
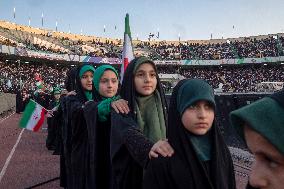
[110,57,168,189]
[65,64,102,189]
[143,79,236,189]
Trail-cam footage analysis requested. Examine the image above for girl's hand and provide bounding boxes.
[111,99,130,114]
[149,139,174,159]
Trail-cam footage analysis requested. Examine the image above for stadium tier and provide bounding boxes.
[0,20,283,94]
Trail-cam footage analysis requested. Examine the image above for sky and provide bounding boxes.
[0,0,284,41]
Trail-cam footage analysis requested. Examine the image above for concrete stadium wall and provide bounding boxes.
[0,93,15,115]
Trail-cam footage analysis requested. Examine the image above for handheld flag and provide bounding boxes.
[19,100,47,132]
[120,13,134,83]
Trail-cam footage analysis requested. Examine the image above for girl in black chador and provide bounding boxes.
[143,79,236,189]
[46,87,61,151]
[67,64,128,189]
[65,64,98,189]
[110,56,174,189]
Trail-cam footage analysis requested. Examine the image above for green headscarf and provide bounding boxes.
[93,65,118,92]
[177,79,215,115]
[133,56,156,74]
[53,87,61,95]
[79,65,95,79]
[230,97,284,155]
[135,90,166,142]
[177,79,215,161]
[79,65,95,100]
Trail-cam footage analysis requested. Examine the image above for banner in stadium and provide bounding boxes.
[81,56,121,64]
[2,44,284,65]
[1,45,15,54]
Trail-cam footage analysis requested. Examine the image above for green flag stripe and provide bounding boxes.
[19,100,36,128]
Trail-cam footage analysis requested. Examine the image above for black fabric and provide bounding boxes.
[16,90,30,113]
[16,90,23,113]
[60,66,79,188]
[143,79,236,189]
[34,92,50,109]
[65,67,78,92]
[46,100,59,150]
[270,88,284,108]
[61,64,100,189]
[110,111,152,189]
[60,95,78,188]
[110,57,168,189]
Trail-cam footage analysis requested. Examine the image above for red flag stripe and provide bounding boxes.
[33,109,46,132]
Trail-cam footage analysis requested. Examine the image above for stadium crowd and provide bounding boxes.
[1,25,284,60]
[1,60,283,94]
[0,61,68,93]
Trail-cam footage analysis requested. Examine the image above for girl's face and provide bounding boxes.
[245,125,284,189]
[99,70,118,98]
[134,63,157,96]
[81,71,93,91]
[54,94,61,100]
[181,100,214,135]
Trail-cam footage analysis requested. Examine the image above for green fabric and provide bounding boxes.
[177,79,215,115]
[93,65,118,91]
[188,132,212,161]
[177,79,215,161]
[97,95,120,122]
[85,91,93,101]
[135,90,166,143]
[230,97,284,155]
[53,87,61,95]
[79,65,95,78]
[133,56,155,74]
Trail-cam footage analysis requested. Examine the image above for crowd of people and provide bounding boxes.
[159,63,284,93]
[1,25,284,60]
[1,60,283,95]
[145,36,284,60]
[0,61,68,94]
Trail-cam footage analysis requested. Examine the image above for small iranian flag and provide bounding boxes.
[120,13,134,83]
[19,100,47,132]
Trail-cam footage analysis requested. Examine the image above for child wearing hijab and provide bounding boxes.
[68,64,129,189]
[143,79,236,189]
[110,56,174,189]
[82,64,129,189]
[230,89,284,189]
[66,64,98,189]
[46,87,61,151]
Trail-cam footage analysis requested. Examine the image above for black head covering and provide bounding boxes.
[270,88,284,108]
[166,79,236,189]
[74,64,99,103]
[65,67,78,92]
[120,56,168,122]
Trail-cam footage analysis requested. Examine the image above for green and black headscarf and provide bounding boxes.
[93,65,119,122]
[93,65,118,93]
[166,79,236,189]
[120,56,168,142]
[176,79,215,161]
[230,89,284,155]
[75,64,97,103]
